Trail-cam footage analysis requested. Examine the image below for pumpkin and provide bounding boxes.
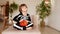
[19,20,28,26]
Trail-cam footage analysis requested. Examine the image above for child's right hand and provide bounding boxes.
[19,19,28,22]
[19,19,24,22]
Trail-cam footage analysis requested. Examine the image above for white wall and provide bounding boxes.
[48,0,60,31]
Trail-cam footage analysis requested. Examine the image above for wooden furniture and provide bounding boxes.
[0,1,9,34]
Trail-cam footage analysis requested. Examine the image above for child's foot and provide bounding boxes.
[26,27,33,30]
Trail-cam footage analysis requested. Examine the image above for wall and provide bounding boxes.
[48,0,60,31]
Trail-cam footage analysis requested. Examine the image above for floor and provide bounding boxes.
[2,25,41,34]
[40,26,60,34]
[0,23,60,34]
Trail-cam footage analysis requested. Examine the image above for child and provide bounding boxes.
[13,4,33,30]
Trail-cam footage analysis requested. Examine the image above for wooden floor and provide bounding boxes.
[40,26,60,34]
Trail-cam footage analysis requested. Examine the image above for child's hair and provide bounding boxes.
[19,4,27,14]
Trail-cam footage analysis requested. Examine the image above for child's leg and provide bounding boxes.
[13,26,21,30]
[26,27,33,30]
[26,22,33,30]
[13,24,23,30]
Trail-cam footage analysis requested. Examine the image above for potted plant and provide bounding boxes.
[36,0,51,27]
[9,2,18,25]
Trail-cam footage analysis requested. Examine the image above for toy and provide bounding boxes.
[20,20,28,26]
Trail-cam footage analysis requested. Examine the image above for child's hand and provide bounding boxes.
[24,20,28,22]
[19,19,28,22]
[19,19,24,22]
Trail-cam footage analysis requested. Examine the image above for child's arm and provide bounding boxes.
[26,14,33,27]
[13,14,20,22]
[27,14,31,22]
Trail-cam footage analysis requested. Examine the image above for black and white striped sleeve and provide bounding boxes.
[26,14,33,27]
[13,14,21,22]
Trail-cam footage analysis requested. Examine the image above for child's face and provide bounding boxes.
[21,6,27,12]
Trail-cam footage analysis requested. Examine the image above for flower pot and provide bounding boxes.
[40,20,45,27]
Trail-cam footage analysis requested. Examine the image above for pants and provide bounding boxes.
[13,22,33,30]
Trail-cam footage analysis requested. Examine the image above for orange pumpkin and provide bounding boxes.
[20,20,28,26]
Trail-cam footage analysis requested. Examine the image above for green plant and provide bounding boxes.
[36,0,51,27]
[9,2,18,18]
